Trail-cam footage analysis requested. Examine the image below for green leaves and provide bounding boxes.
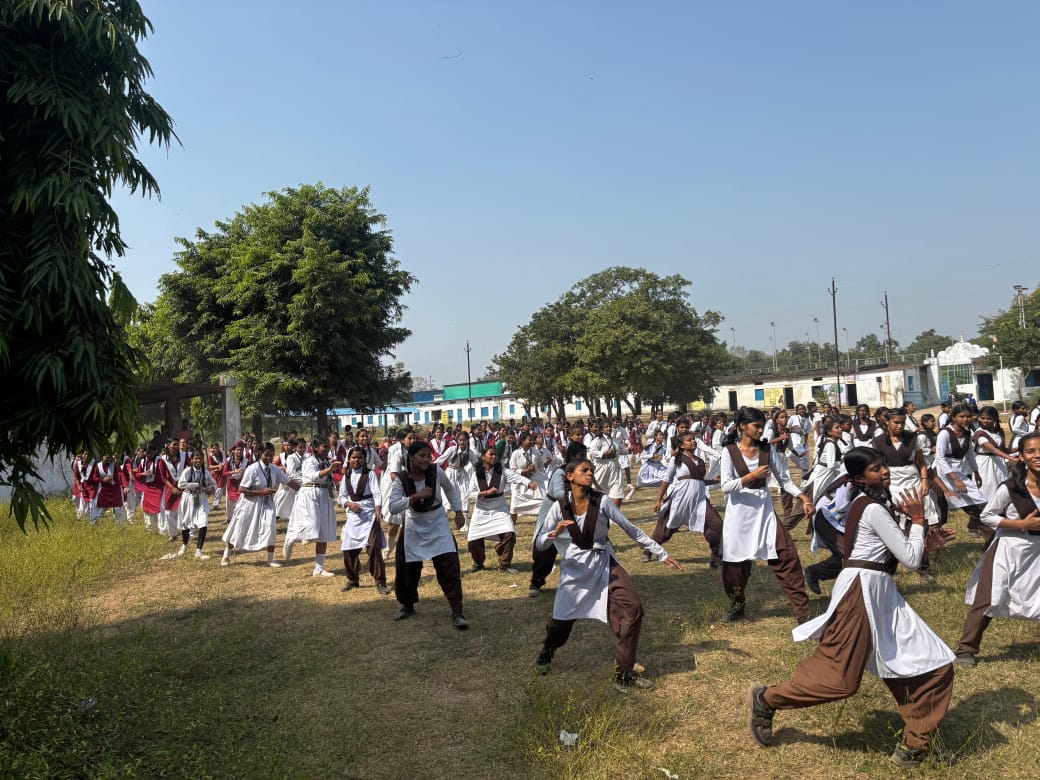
[1,0,174,530]
[493,266,729,417]
[134,183,416,424]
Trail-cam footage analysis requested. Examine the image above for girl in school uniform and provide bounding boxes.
[637,429,671,488]
[534,458,682,692]
[649,433,722,567]
[851,405,879,448]
[974,405,1018,500]
[750,447,956,769]
[508,433,546,524]
[275,438,306,525]
[1009,401,1031,450]
[719,407,815,623]
[955,431,1040,667]
[224,443,300,568]
[588,421,625,507]
[387,440,470,628]
[135,446,163,531]
[88,453,126,526]
[75,452,95,519]
[283,438,342,576]
[935,403,990,543]
[338,446,386,593]
[436,431,478,512]
[122,449,142,521]
[467,448,524,575]
[156,441,184,540]
[207,443,225,511]
[221,445,248,522]
[168,451,216,560]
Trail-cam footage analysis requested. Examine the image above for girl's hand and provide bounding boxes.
[653,500,662,513]
[548,518,576,538]
[1018,510,1040,532]
[925,526,956,551]
[750,465,770,481]
[897,485,927,521]
[663,555,683,571]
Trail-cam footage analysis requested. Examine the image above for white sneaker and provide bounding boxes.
[221,555,230,567]
[312,566,334,578]
[283,542,294,560]
[160,552,179,561]
[268,560,283,568]
[176,544,188,556]
[194,550,210,561]
[625,486,636,500]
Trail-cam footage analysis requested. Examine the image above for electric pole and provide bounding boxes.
[828,278,841,409]
[881,290,892,363]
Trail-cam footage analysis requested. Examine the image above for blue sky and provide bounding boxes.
[111,1,1040,386]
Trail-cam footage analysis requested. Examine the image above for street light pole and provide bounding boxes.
[464,340,474,422]
[1014,285,1028,327]
[828,278,841,409]
[730,326,736,351]
[770,321,777,373]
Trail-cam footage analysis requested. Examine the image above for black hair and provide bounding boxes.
[346,446,369,473]
[843,445,888,500]
[260,442,275,454]
[1008,432,1040,492]
[723,407,765,446]
[407,439,431,457]
[310,436,325,452]
[950,403,971,418]
[565,441,587,463]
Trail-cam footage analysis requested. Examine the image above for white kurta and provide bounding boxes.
[659,457,708,533]
[794,500,955,678]
[223,462,293,550]
[588,434,624,499]
[535,496,666,623]
[285,456,339,544]
[387,468,462,563]
[720,445,802,562]
[176,467,215,530]
[274,451,304,519]
[338,468,383,550]
[637,443,670,487]
[1010,414,1031,450]
[436,445,478,511]
[466,467,516,541]
[935,428,986,508]
[508,447,545,515]
[974,429,1010,499]
[380,443,406,520]
[965,484,1040,619]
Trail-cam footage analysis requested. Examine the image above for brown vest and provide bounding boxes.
[725,443,770,489]
[557,490,604,550]
[873,434,917,468]
[398,466,442,513]
[943,427,971,460]
[475,465,503,493]
[675,452,707,480]
[343,469,372,502]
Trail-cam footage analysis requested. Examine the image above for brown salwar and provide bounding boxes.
[956,538,998,657]
[651,501,722,558]
[541,559,643,673]
[393,530,464,613]
[468,531,516,568]
[723,520,810,621]
[763,578,954,751]
[342,523,386,586]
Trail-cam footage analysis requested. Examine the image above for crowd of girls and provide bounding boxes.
[67,399,1040,764]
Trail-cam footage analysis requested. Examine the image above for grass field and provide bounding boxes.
[3,476,1040,779]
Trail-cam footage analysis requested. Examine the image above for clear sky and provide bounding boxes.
[111,0,1040,387]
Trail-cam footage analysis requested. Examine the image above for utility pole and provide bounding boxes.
[1014,285,1028,327]
[464,340,473,422]
[828,278,841,409]
[770,321,777,373]
[730,326,736,351]
[881,290,892,363]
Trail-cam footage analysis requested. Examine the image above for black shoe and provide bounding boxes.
[340,581,359,592]
[392,606,415,621]
[452,612,470,630]
[709,553,720,569]
[890,742,927,768]
[528,586,541,598]
[749,686,775,746]
[467,564,485,574]
[376,584,389,596]
[723,604,746,623]
[805,569,821,595]
[535,650,553,675]
[614,671,654,693]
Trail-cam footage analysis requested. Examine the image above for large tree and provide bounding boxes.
[493,267,727,416]
[0,1,175,529]
[903,328,954,359]
[144,184,415,433]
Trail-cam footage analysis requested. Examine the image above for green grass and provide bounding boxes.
[3,490,1040,778]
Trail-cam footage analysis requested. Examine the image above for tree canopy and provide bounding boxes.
[0,0,175,529]
[903,328,954,359]
[137,184,415,433]
[977,284,1040,368]
[492,267,728,417]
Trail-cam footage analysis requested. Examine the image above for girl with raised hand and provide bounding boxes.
[750,447,956,769]
[534,458,682,692]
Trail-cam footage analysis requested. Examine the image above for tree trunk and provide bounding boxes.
[317,408,329,435]
[251,412,263,441]
[622,396,638,415]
